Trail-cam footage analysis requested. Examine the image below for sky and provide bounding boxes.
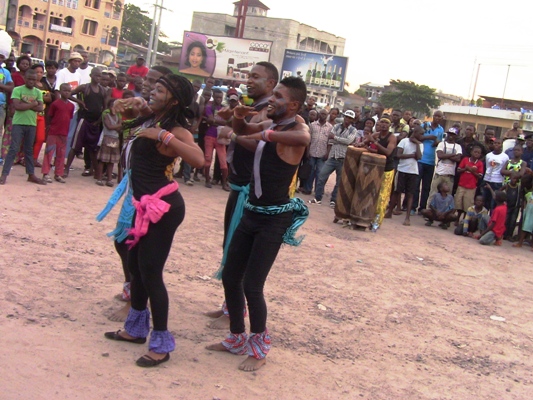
[126,0,533,101]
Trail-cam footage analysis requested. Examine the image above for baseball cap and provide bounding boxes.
[106,69,117,77]
[447,127,459,135]
[137,55,145,60]
[68,52,83,62]
[228,94,239,101]
[344,110,356,119]
[517,134,526,141]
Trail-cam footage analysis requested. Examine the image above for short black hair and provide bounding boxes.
[31,64,44,71]
[151,65,172,76]
[117,72,126,79]
[279,76,307,108]
[256,61,279,82]
[45,60,59,69]
[59,83,71,90]
[330,107,340,114]
[392,109,402,114]
[363,117,375,126]
[24,69,37,77]
[471,145,483,153]
[212,88,223,95]
[16,55,31,68]
[494,190,506,204]
[437,182,447,192]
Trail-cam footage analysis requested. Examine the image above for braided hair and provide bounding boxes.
[125,74,195,132]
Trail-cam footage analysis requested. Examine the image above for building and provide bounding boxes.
[359,82,386,102]
[5,0,123,64]
[190,0,345,104]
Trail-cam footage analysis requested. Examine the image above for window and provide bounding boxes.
[225,25,236,37]
[82,19,97,36]
[84,0,99,9]
[67,0,78,8]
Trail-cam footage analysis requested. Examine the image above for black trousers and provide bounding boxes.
[128,192,184,331]
[222,209,292,334]
[223,188,240,248]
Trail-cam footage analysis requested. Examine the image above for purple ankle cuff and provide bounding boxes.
[248,329,271,359]
[149,330,175,353]
[124,307,150,338]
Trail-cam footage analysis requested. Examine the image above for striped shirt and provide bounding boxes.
[328,123,357,159]
[309,120,333,158]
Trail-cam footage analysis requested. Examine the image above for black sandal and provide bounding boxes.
[104,330,146,344]
[136,353,170,367]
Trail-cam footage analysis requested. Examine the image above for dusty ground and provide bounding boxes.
[1,158,533,400]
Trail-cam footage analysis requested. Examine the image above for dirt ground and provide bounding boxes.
[1,158,533,400]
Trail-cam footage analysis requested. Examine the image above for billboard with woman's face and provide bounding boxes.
[180,31,272,81]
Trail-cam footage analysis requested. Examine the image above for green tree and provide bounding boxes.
[476,98,483,107]
[379,79,440,116]
[121,4,168,51]
[354,88,366,97]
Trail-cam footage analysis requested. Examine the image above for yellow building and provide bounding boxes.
[5,0,122,65]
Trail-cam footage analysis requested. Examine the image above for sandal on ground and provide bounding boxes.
[136,353,170,368]
[54,176,66,183]
[27,175,46,185]
[96,180,104,186]
[425,221,433,226]
[82,169,92,177]
[106,180,115,187]
[104,330,146,344]
[43,174,53,183]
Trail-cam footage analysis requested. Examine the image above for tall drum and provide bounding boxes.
[334,146,365,220]
[350,153,386,228]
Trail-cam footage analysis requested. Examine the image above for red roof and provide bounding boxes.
[233,0,270,10]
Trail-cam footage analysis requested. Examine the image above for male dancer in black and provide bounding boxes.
[204,61,279,330]
[207,77,310,372]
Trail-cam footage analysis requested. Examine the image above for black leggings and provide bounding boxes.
[114,240,130,282]
[128,192,185,331]
[222,209,292,334]
[222,188,240,248]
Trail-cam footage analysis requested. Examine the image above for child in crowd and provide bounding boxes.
[483,138,509,210]
[386,126,423,226]
[501,144,526,185]
[513,175,533,250]
[455,145,484,223]
[95,98,121,187]
[42,83,74,183]
[476,190,507,245]
[502,176,521,240]
[454,195,489,236]
[422,182,457,229]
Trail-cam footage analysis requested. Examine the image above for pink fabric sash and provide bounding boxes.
[126,181,179,249]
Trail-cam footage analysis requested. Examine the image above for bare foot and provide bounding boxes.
[512,243,522,248]
[239,356,266,372]
[108,303,131,322]
[384,213,392,219]
[205,342,228,352]
[393,210,403,215]
[204,308,224,319]
[402,220,410,226]
[207,314,230,330]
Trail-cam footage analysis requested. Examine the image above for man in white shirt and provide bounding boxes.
[482,137,509,210]
[77,51,93,84]
[55,52,83,156]
[427,127,463,207]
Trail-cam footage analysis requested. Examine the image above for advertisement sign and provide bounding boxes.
[180,31,272,80]
[280,49,348,92]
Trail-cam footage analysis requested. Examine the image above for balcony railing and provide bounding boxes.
[17,19,30,27]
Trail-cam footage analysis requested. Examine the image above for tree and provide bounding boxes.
[379,79,440,116]
[354,88,366,97]
[121,4,169,51]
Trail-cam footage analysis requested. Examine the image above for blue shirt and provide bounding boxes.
[420,122,444,165]
[522,148,533,168]
[0,67,13,105]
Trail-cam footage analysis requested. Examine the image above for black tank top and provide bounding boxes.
[249,140,299,206]
[378,132,395,172]
[79,84,105,123]
[130,137,176,199]
[229,101,269,186]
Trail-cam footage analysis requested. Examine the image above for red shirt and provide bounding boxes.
[126,65,149,90]
[48,99,74,136]
[111,87,124,99]
[458,157,484,189]
[490,204,507,238]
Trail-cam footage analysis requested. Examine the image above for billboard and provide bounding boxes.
[280,49,348,92]
[180,31,272,81]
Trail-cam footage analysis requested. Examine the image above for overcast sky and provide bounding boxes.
[126,0,533,101]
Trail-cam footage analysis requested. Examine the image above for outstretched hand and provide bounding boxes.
[234,105,257,119]
[216,106,234,120]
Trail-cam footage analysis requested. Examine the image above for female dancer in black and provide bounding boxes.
[104,74,204,367]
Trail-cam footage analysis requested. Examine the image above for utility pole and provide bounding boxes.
[147,0,158,66]
[235,0,249,38]
[151,0,165,65]
[501,64,511,108]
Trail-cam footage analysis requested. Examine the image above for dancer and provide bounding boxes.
[207,77,310,372]
[205,61,278,330]
[103,74,204,367]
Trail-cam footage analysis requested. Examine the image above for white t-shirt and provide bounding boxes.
[56,68,81,112]
[78,65,93,85]
[397,138,422,175]
[435,141,462,176]
[484,152,509,183]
